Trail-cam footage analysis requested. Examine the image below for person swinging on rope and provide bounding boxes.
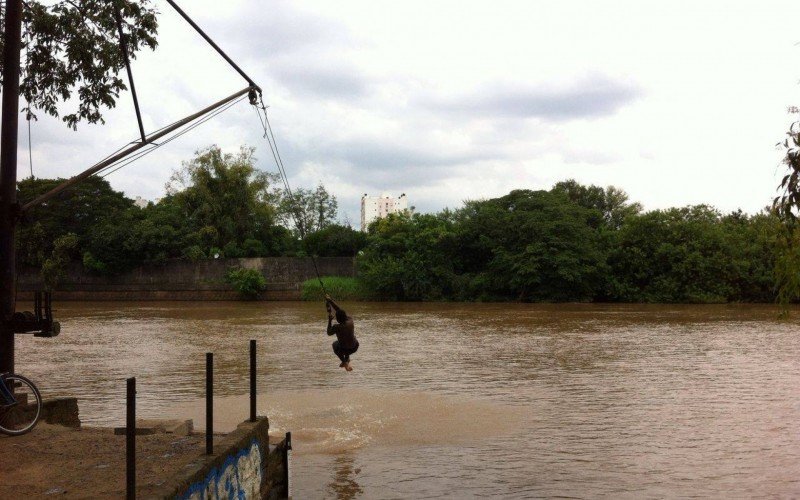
[325,294,358,371]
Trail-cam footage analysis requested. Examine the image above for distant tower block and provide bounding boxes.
[361,192,408,231]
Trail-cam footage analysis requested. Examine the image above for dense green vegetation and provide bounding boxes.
[19,145,781,303]
[226,268,267,300]
[357,189,780,303]
[17,146,354,274]
[301,277,371,301]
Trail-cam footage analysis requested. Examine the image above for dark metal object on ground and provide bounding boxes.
[206,352,213,455]
[10,291,60,337]
[250,339,256,422]
[126,377,136,500]
[0,0,23,374]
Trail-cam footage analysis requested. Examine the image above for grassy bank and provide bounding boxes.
[301,276,372,301]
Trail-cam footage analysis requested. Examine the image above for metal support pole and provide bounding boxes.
[126,377,136,500]
[114,7,146,143]
[284,431,292,499]
[163,0,260,92]
[249,339,256,422]
[0,0,23,374]
[206,352,213,455]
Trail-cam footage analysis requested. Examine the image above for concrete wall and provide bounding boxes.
[16,257,355,301]
[161,417,290,499]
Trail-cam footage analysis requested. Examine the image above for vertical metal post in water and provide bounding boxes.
[206,352,213,455]
[0,0,23,374]
[126,377,136,500]
[249,339,256,422]
[284,431,292,498]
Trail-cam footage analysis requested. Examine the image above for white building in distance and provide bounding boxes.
[361,192,408,231]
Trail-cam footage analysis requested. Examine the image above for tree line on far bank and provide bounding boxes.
[18,145,781,303]
[356,185,778,303]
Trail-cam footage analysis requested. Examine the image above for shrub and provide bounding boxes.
[183,245,205,261]
[226,268,267,300]
[222,241,243,258]
[301,276,371,301]
[242,238,265,257]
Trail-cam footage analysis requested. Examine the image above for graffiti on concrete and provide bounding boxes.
[179,439,263,499]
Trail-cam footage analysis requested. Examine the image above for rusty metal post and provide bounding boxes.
[126,377,136,500]
[0,0,23,374]
[250,339,256,422]
[206,352,213,455]
[284,431,292,498]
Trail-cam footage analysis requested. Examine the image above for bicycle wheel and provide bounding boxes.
[0,374,42,436]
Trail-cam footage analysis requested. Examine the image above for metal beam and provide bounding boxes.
[164,0,261,93]
[114,6,147,143]
[21,85,254,212]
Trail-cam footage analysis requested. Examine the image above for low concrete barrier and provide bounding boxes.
[158,417,289,499]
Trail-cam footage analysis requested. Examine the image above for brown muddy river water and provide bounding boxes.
[13,302,800,498]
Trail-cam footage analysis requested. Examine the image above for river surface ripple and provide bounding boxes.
[12,302,800,498]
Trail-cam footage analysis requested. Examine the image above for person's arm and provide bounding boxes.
[327,316,336,335]
[326,302,336,335]
[325,294,342,313]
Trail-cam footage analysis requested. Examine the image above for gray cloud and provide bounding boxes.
[322,139,481,170]
[205,1,356,58]
[263,133,501,195]
[265,59,370,100]
[426,75,641,121]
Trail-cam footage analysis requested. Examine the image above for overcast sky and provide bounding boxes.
[18,0,800,222]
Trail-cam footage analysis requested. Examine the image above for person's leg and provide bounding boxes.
[332,341,347,366]
[343,345,357,371]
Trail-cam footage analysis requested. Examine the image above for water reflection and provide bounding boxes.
[327,454,363,500]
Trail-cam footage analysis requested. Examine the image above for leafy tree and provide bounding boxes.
[278,183,338,237]
[17,176,135,267]
[455,190,607,301]
[41,232,77,290]
[165,145,283,256]
[304,224,367,257]
[720,211,780,302]
[773,109,800,307]
[608,206,740,302]
[359,212,458,300]
[551,179,641,229]
[1,0,159,128]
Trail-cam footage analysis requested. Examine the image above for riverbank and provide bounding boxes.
[1,423,206,498]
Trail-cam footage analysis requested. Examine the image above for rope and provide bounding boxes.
[27,113,33,177]
[252,97,328,297]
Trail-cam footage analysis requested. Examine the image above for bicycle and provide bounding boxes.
[0,372,42,436]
